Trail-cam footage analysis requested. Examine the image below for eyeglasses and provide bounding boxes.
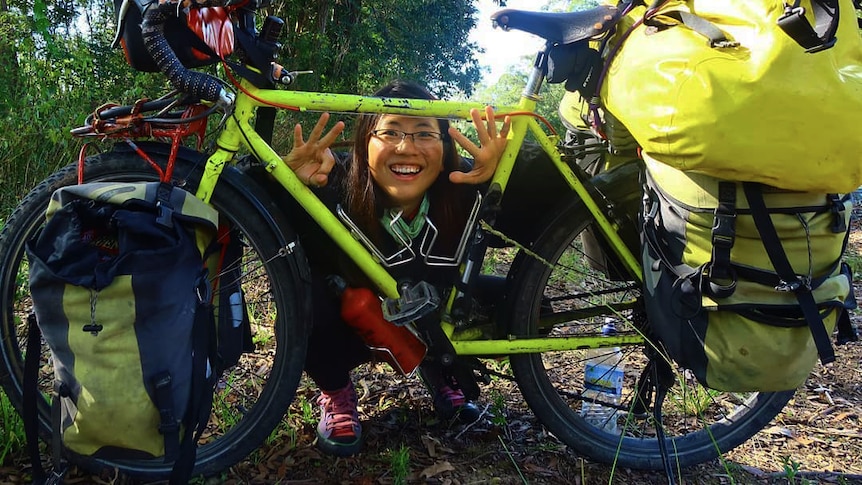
[370,129,443,146]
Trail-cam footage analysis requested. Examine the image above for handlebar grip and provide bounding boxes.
[141,3,224,102]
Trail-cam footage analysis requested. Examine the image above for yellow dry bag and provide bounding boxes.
[600,0,862,193]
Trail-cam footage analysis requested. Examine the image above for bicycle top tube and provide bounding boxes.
[236,82,526,120]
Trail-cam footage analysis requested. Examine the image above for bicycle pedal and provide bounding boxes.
[382,281,440,326]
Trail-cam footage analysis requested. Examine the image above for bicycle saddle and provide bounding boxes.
[490,4,623,45]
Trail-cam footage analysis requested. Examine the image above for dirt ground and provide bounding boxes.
[4,216,861,485]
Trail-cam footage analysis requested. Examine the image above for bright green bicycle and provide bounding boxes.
[0,1,793,480]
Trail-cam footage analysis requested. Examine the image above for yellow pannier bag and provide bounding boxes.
[600,0,862,193]
[641,157,854,391]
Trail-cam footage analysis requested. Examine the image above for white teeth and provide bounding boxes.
[391,165,420,174]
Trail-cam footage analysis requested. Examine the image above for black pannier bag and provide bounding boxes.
[24,182,219,483]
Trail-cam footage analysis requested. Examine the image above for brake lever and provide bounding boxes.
[269,63,313,86]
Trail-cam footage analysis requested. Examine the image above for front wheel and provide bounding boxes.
[507,198,793,470]
[0,147,310,479]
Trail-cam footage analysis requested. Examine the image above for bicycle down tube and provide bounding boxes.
[195,77,645,354]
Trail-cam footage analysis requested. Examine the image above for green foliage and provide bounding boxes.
[388,445,411,485]
[488,389,508,427]
[0,1,168,215]
[473,71,567,135]
[0,0,487,216]
[271,0,482,98]
[780,455,805,483]
[0,390,24,466]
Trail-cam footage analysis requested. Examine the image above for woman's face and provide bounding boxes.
[367,115,444,214]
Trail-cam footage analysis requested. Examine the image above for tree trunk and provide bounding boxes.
[0,14,22,115]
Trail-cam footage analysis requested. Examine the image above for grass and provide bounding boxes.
[488,389,508,428]
[0,390,25,466]
[296,394,316,426]
[213,374,243,432]
[388,445,410,485]
[845,241,862,277]
[666,377,722,416]
[251,321,274,347]
[265,418,298,449]
[781,455,805,484]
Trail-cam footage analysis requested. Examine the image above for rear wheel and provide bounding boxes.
[508,199,793,470]
[0,148,309,478]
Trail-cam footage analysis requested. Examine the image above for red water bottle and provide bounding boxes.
[331,276,427,375]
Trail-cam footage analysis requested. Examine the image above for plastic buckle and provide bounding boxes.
[158,419,180,435]
[829,194,847,233]
[775,277,811,293]
[777,4,837,53]
[711,212,736,248]
[805,37,836,53]
[702,264,737,299]
[155,200,174,228]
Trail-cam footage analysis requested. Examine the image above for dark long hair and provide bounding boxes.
[342,80,474,253]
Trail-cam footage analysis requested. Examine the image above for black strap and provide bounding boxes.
[836,262,859,344]
[704,182,738,298]
[24,314,47,483]
[152,371,180,461]
[828,194,847,233]
[50,383,68,481]
[742,182,835,364]
[641,186,701,281]
[23,314,67,485]
[225,28,276,89]
[661,10,739,47]
[835,308,859,344]
[777,0,840,52]
[169,278,215,485]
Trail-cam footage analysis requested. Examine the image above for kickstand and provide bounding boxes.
[650,357,678,485]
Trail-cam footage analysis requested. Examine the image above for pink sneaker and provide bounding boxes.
[434,385,481,423]
[316,382,362,456]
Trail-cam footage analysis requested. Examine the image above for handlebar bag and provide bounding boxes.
[640,157,855,392]
[600,0,862,193]
[25,182,218,476]
[113,0,233,72]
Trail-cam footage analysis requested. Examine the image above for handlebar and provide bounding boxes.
[141,2,233,104]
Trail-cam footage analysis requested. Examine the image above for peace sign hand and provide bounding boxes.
[448,106,511,185]
[281,112,345,187]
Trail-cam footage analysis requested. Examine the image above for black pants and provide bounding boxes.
[304,273,507,392]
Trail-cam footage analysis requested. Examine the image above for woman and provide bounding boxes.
[281,80,510,457]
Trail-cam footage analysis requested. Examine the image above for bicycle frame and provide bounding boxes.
[195,65,645,356]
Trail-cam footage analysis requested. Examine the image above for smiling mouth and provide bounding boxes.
[391,164,421,175]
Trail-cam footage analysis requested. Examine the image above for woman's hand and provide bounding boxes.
[448,106,511,185]
[281,112,345,187]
